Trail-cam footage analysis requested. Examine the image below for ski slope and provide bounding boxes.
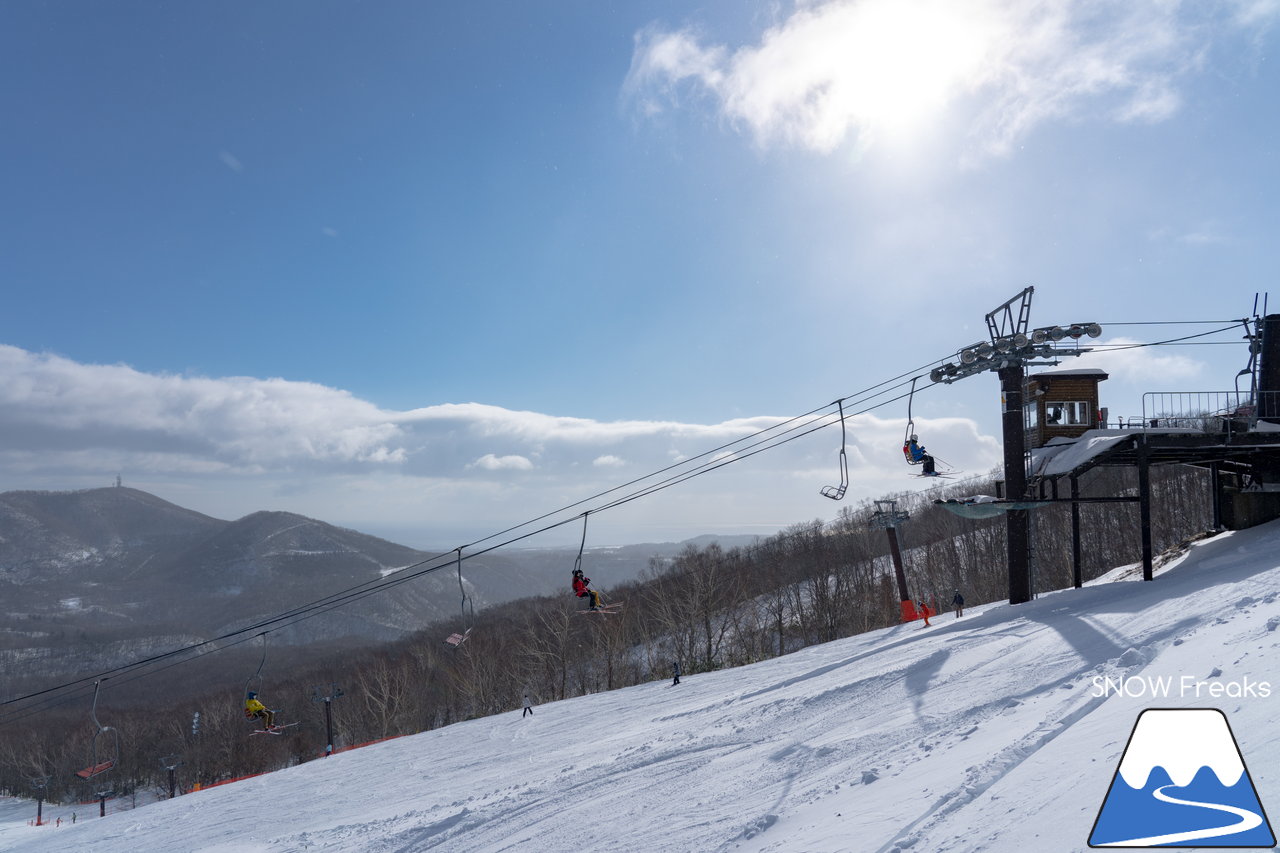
[5,520,1280,852]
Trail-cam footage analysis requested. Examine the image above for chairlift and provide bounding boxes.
[820,399,849,500]
[575,513,588,573]
[570,512,607,610]
[244,633,273,726]
[244,632,269,701]
[902,377,923,466]
[75,680,119,780]
[900,377,952,475]
[242,633,290,731]
[443,548,474,649]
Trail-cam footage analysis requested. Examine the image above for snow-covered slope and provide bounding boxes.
[6,521,1280,853]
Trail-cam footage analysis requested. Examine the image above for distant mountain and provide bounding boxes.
[0,487,758,690]
[0,488,530,687]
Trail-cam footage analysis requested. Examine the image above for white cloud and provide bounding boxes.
[626,0,1277,158]
[0,345,405,468]
[470,454,534,471]
[1059,337,1205,385]
[0,345,816,489]
[1232,0,1280,27]
[0,345,1001,545]
[1178,223,1233,246]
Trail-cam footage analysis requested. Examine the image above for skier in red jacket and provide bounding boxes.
[572,568,602,610]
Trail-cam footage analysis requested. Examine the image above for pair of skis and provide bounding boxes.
[577,600,624,615]
[250,721,298,736]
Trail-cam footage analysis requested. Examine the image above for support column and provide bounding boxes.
[1138,441,1154,581]
[1210,462,1222,531]
[1259,314,1280,423]
[886,525,910,603]
[1071,474,1082,588]
[1000,364,1031,604]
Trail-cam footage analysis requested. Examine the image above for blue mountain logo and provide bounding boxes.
[1090,708,1275,848]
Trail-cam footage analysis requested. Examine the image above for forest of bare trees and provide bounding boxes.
[0,463,1217,808]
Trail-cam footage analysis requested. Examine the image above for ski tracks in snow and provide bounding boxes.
[869,569,1280,852]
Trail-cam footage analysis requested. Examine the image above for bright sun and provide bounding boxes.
[727,0,1004,151]
[828,0,1000,141]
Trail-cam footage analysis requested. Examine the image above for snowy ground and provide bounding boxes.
[5,520,1280,852]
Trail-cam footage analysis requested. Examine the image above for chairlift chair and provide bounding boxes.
[443,548,474,649]
[75,680,119,780]
[902,377,924,466]
[820,399,849,500]
[570,512,608,609]
[244,632,269,702]
[242,632,286,730]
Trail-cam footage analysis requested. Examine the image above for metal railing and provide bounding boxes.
[1134,390,1279,436]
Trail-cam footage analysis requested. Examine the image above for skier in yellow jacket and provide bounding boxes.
[244,691,276,730]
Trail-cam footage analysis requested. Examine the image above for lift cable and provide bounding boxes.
[1093,318,1247,326]
[1075,323,1245,351]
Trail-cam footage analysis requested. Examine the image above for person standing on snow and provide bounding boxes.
[522,693,534,717]
[952,590,964,618]
[672,660,681,686]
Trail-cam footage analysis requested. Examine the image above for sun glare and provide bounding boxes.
[723,0,1004,154]
[839,0,998,141]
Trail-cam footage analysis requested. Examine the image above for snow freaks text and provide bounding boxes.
[1090,674,1272,700]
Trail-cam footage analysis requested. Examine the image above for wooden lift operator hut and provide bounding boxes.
[1024,368,1109,448]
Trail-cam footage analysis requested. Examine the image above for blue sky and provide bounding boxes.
[1,1,1276,549]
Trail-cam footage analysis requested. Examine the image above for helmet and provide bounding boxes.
[247,691,257,699]
[910,434,918,441]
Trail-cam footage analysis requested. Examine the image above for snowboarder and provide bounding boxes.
[904,435,937,476]
[952,590,964,618]
[672,660,681,686]
[571,568,602,610]
[522,693,534,717]
[243,691,276,730]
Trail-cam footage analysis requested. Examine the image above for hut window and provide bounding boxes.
[1045,401,1090,426]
